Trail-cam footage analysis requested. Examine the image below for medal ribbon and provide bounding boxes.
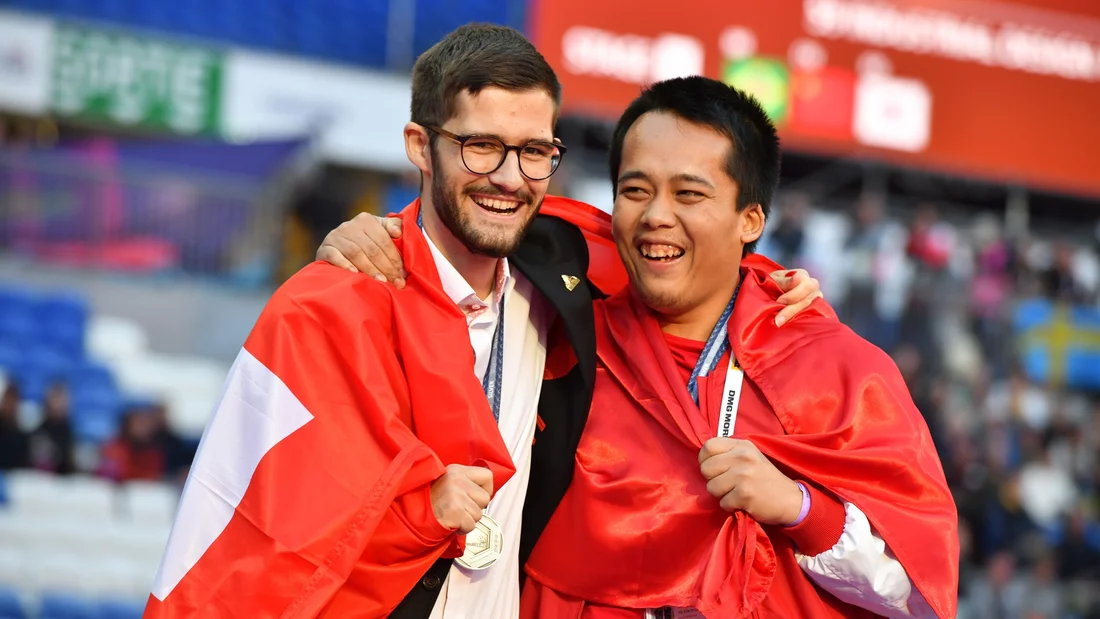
[686,278,742,407]
[419,210,506,422]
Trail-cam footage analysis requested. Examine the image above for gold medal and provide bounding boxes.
[455,513,503,570]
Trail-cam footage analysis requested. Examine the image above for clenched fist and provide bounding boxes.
[430,464,494,534]
[698,438,803,526]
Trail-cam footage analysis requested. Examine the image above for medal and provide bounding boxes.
[455,513,504,570]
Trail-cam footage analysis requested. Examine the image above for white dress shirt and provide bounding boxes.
[423,234,552,619]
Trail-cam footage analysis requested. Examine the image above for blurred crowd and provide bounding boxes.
[0,385,194,485]
[765,192,1100,619]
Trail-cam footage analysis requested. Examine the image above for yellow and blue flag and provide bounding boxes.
[1015,298,1100,391]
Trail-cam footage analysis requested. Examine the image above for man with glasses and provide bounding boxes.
[148,24,822,619]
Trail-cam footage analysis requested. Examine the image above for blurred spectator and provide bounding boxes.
[0,383,29,470]
[1018,445,1079,530]
[769,191,809,268]
[152,402,199,484]
[966,551,1062,619]
[98,402,196,483]
[984,369,1052,431]
[966,551,1027,619]
[98,405,168,482]
[893,343,948,452]
[1022,552,1066,619]
[842,193,901,350]
[27,381,76,475]
[898,205,954,367]
[1041,243,1089,304]
[906,203,955,273]
[1056,510,1100,581]
[969,216,1012,378]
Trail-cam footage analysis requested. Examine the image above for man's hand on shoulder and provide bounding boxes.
[769,269,823,327]
[316,213,408,288]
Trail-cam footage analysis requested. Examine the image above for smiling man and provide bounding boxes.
[520,77,960,618]
[148,24,573,619]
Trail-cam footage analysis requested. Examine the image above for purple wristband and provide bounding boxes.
[786,482,812,527]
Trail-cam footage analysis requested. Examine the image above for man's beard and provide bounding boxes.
[430,149,541,258]
[632,278,691,318]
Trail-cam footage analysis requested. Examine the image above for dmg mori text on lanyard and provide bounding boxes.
[646,281,744,619]
[419,211,506,570]
[687,279,745,439]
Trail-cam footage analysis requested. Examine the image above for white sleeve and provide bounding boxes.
[795,502,938,618]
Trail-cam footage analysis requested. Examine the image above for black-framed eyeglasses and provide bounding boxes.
[425,125,566,181]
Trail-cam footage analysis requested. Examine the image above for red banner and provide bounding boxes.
[531,0,1100,198]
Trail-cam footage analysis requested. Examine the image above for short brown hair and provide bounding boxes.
[410,23,562,128]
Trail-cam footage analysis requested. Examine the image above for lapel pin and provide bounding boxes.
[561,274,581,292]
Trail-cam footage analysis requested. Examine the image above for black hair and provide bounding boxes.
[609,76,781,253]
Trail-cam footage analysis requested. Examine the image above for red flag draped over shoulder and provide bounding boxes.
[524,253,959,617]
[145,201,514,618]
[731,260,959,617]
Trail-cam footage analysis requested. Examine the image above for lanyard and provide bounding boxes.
[419,210,506,422]
[685,279,745,439]
[481,295,506,423]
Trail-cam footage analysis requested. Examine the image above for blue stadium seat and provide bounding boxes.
[5,0,62,12]
[412,0,521,60]
[72,411,120,444]
[0,586,23,619]
[97,599,146,619]
[68,361,123,439]
[0,341,21,375]
[0,286,28,314]
[0,287,38,348]
[13,347,76,404]
[96,0,129,23]
[39,593,94,619]
[8,369,49,405]
[35,295,89,359]
[68,361,117,395]
[27,347,76,379]
[385,181,421,215]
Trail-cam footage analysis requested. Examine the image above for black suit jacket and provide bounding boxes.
[390,214,601,617]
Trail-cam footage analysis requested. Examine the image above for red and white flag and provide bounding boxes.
[145,203,516,618]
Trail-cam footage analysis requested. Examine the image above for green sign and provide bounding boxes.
[722,57,790,126]
[50,25,222,135]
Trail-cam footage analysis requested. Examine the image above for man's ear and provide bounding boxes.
[404,122,431,175]
[740,203,765,245]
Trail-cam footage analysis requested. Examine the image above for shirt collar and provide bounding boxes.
[423,229,511,317]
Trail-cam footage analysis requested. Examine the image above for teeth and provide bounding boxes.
[472,196,520,213]
[640,243,684,259]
